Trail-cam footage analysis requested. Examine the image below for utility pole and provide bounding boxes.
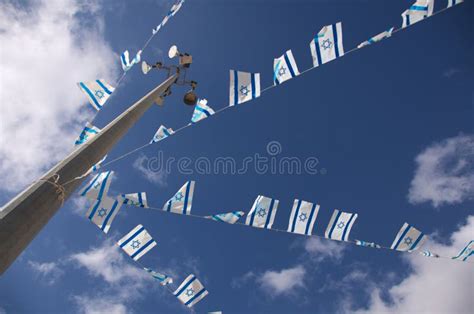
[0,74,178,275]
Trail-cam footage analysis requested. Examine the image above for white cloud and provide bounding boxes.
[69,241,154,313]
[352,216,474,314]
[132,153,167,186]
[257,265,306,297]
[304,237,347,262]
[28,260,64,285]
[408,134,474,207]
[0,0,118,193]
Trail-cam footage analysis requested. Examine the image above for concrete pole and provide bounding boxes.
[0,74,178,275]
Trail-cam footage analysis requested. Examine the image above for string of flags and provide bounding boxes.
[73,0,468,310]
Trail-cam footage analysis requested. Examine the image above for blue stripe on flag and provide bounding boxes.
[138,193,143,207]
[342,213,355,241]
[120,226,145,248]
[284,52,296,78]
[185,288,207,306]
[79,82,101,109]
[96,80,112,95]
[273,60,281,85]
[167,200,172,212]
[251,73,256,99]
[196,106,212,118]
[332,24,340,58]
[183,182,191,215]
[328,211,342,239]
[81,172,101,196]
[97,172,110,201]
[131,238,155,259]
[88,200,101,220]
[212,215,225,222]
[290,200,301,233]
[264,199,275,229]
[314,37,323,66]
[175,276,197,296]
[101,200,119,231]
[410,5,428,11]
[410,233,424,251]
[305,204,317,235]
[233,70,238,105]
[393,225,410,250]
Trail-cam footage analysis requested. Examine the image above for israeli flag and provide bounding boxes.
[229,70,261,106]
[150,125,174,144]
[401,0,434,28]
[452,240,473,262]
[173,274,209,308]
[325,209,358,241]
[118,224,157,261]
[144,267,173,286]
[358,27,395,48]
[80,171,113,201]
[205,211,245,224]
[152,0,184,34]
[77,79,115,111]
[74,122,101,146]
[245,195,279,229]
[191,99,215,123]
[287,199,320,236]
[420,250,439,258]
[310,22,344,68]
[122,192,148,208]
[355,240,381,249]
[121,50,142,72]
[273,50,299,85]
[391,222,426,251]
[87,196,123,234]
[163,181,195,215]
[447,0,463,8]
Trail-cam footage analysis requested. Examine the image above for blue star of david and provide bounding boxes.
[185,288,194,297]
[239,85,249,96]
[298,213,308,222]
[321,38,333,50]
[131,239,141,249]
[278,67,287,77]
[337,221,345,229]
[98,208,107,218]
[95,90,105,99]
[93,181,100,188]
[257,208,267,218]
[404,237,413,245]
[174,192,184,202]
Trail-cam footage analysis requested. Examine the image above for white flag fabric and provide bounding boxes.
[245,195,279,229]
[273,50,299,85]
[144,267,173,286]
[74,122,101,146]
[325,209,358,241]
[121,50,142,72]
[163,181,195,215]
[229,70,261,106]
[355,240,381,249]
[452,240,473,262]
[191,99,215,123]
[78,79,115,111]
[150,125,174,143]
[173,274,209,308]
[87,196,123,233]
[310,22,344,67]
[152,0,185,34]
[358,27,395,48]
[122,192,148,208]
[118,224,157,261]
[81,155,107,178]
[206,211,245,224]
[391,222,426,251]
[80,171,113,201]
[447,0,463,7]
[401,0,434,28]
[287,199,320,235]
[420,250,439,258]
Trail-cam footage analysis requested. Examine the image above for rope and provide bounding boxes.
[37,174,66,206]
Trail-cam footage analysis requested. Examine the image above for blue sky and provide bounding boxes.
[0,0,473,313]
